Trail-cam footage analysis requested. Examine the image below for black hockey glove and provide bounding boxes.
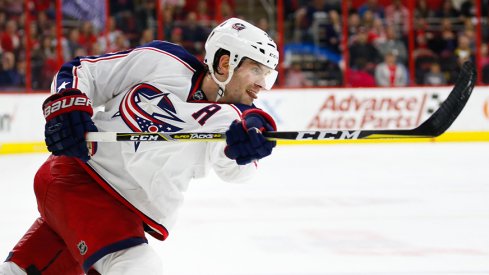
[42,88,97,162]
[224,109,277,165]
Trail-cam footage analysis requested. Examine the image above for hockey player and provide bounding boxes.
[0,18,279,274]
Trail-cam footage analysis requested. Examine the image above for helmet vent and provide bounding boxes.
[267,43,276,48]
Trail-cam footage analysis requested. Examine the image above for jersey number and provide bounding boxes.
[192,104,222,125]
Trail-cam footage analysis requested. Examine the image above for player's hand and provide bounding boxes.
[42,89,98,162]
[225,109,277,165]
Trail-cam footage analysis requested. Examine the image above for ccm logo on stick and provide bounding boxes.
[44,97,92,118]
[129,135,158,141]
[297,130,361,140]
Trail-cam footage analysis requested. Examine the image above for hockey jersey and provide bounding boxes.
[50,41,258,240]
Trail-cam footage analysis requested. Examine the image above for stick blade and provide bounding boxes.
[414,61,476,136]
[368,61,477,138]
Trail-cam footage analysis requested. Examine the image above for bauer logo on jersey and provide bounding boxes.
[119,83,184,134]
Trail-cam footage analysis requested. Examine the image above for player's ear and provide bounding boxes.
[217,54,230,75]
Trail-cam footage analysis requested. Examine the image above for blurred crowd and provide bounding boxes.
[0,0,488,90]
[284,0,489,87]
[0,0,237,90]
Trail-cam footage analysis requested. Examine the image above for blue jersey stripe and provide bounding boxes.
[141,41,204,72]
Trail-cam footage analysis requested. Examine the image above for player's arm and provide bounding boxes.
[50,41,198,107]
[201,104,277,182]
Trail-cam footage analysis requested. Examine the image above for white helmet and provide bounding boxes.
[204,18,279,96]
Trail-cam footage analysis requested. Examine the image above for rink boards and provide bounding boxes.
[1,86,489,154]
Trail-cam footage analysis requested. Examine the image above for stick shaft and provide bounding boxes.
[85,62,476,143]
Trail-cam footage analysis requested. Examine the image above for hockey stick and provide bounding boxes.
[86,61,476,142]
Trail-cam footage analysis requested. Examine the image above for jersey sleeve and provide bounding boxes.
[169,100,259,183]
[50,41,203,107]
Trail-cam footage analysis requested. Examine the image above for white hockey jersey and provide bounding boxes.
[50,41,259,240]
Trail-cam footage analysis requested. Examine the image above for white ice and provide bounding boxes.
[1,143,489,275]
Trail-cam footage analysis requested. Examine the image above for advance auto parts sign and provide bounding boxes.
[307,90,445,130]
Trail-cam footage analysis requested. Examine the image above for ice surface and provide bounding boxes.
[1,143,489,274]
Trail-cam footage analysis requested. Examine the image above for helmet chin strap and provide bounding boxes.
[210,69,235,101]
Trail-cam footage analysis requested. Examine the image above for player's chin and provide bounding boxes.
[241,96,254,106]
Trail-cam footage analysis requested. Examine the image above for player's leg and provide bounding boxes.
[38,156,149,273]
[92,243,163,274]
[1,217,83,275]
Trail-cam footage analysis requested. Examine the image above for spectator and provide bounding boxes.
[182,0,235,19]
[375,25,408,65]
[65,28,81,59]
[35,11,52,37]
[110,0,135,31]
[91,41,103,56]
[293,0,334,43]
[413,32,437,84]
[4,0,22,18]
[349,62,376,87]
[454,34,473,62]
[367,17,387,45]
[429,18,457,54]
[220,0,236,21]
[358,0,384,19]
[375,51,408,86]
[347,12,362,39]
[170,26,183,45]
[423,62,447,85]
[323,10,342,53]
[38,36,57,88]
[415,0,435,18]
[181,12,208,57]
[0,51,22,87]
[135,0,156,34]
[480,43,489,68]
[1,19,20,53]
[361,10,376,30]
[195,0,213,27]
[162,6,176,41]
[460,18,476,48]
[349,27,382,72]
[385,0,409,37]
[435,0,460,18]
[460,0,475,18]
[0,11,7,33]
[285,62,308,87]
[78,21,98,55]
[97,16,124,53]
[483,65,489,84]
[111,32,129,52]
[15,57,25,86]
[139,28,154,46]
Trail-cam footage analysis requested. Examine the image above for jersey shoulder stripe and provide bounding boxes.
[140,41,204,72]
[54,41,204,94]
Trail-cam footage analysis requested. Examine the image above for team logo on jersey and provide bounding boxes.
[232,23,246,31]
[119,83,184,150]
[77,241,88,255]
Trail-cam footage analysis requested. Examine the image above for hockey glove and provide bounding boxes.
[224,109,277,165]
[42,88,97,162]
